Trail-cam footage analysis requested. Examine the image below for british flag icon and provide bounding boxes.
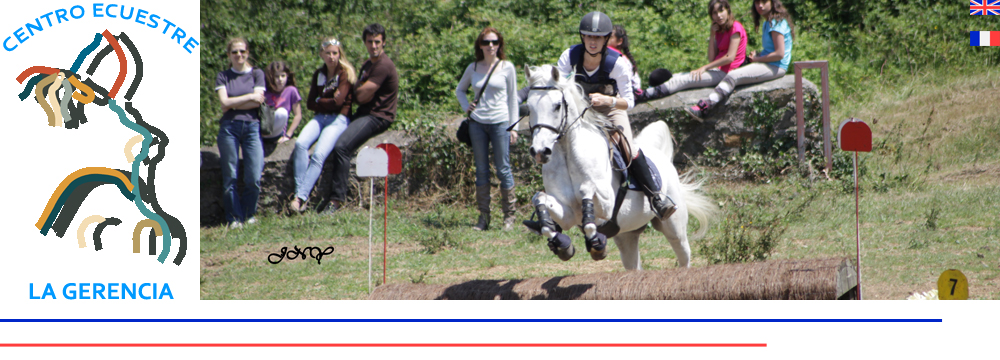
[971,0,1000,15]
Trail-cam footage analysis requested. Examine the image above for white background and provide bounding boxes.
[0,1,995,359]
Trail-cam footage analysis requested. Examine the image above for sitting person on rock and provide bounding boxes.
[686,0,793,120]
[639,0,747,103]
[289,38,356,213]
[323,23,398,214]
[263,61,302,144]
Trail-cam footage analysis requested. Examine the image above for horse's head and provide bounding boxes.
[524,64,583,164]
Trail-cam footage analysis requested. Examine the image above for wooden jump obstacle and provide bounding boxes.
[369,258,857,300]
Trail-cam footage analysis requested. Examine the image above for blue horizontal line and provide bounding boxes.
[0,319,941,323]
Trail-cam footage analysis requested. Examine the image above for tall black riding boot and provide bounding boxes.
[473,185,491,231]
[628,149,677,220]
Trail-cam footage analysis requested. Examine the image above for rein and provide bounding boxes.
[517,85,590,139]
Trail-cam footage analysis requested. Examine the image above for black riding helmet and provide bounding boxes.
[579,11,613,56]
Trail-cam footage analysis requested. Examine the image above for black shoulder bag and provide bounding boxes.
[457,61,500,146]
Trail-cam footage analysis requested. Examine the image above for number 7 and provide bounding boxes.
[949,278,958,296]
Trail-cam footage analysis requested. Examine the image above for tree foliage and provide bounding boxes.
[201,0,998,145]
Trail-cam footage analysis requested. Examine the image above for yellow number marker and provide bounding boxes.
[937,269,968,300]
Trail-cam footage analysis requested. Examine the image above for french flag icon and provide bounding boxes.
[970,31,1000,46]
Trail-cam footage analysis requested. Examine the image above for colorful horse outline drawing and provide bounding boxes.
[16,30,187,266]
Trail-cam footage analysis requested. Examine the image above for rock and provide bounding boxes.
[200,128,415,226]
[628,74,823,164]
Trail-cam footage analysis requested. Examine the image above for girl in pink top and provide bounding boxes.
[639,0,747,101]
[263,61,303,143]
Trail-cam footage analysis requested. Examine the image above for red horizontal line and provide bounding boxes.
[0,343,766,348]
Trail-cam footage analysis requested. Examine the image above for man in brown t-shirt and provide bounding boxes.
[324,23,398,213]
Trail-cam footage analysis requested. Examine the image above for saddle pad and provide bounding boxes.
[611,145,662,192]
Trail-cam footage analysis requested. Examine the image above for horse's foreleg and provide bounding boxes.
[580,198,608,260]
[531,192,575,261]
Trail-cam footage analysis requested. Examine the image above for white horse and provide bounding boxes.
[523,64,717,269]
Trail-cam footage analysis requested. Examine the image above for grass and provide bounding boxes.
[201,70,1000,300]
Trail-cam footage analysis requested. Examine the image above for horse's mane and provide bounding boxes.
[526,65,610,130]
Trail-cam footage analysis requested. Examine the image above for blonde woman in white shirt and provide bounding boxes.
[456,27,519,231]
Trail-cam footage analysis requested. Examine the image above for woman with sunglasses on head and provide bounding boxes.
[215,37,266,229]
[288,37,357,213]
[455,27,519,231]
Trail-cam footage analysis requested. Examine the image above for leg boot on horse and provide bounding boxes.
[523,195,574,261]
[581,198,608,261]
[629,149,677,220]
[500,187,517,231]
[473,185,491,231]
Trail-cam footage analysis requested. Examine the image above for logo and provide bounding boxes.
[14,29,188,265]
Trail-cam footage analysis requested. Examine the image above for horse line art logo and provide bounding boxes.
[15,29,187,265]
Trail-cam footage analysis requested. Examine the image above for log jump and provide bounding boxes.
[369,258,857,300]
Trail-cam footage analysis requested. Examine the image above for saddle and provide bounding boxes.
[594,129,662,238]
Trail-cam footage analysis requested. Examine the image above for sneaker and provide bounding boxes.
[684,100,711,121]
[245,217,257,225]
[228,221,243,230]
[634,89,649,103]
[289,197,305,213]
[638,85,669,103]
[322,200,341,215]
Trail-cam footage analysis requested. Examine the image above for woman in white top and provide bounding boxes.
[455,27,519,231]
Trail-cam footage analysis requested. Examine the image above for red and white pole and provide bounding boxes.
[854,150,862,300]
[384,177,388,285]
[837,118,872,300]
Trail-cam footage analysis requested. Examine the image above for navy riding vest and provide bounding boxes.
[569,44,620,96]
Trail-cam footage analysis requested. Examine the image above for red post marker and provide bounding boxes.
[375,144,402,286]
[838,118,872,300]
[377,143,402,175]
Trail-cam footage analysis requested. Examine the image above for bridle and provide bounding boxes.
[524,85,589,140]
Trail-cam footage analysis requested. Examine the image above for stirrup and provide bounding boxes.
[650,194,677,220]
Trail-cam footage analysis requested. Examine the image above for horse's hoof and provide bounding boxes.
[548,233,575,261]
[584,232,608,261]
[589,247,607,261]
[559,244,576,261]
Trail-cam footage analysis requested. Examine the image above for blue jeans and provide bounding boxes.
[216,119,264,224]
[293,113,349,201]
[469,120,514,189]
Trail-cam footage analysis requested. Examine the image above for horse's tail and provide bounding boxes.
[636,121,717,240]
[677,172,719,240]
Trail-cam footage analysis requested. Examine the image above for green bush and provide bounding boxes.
[700,186,817,264]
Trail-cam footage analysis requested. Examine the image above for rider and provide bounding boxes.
[558,11,676,220]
